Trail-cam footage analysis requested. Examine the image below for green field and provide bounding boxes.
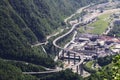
[89,13,112,34]
[79,13,113,34]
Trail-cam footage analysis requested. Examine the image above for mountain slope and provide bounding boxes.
[0,0,108,79]
[0,59,38,80]
[0,0,108,66]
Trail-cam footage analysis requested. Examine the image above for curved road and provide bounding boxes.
[23,5,120,75]
[64,5,90,23]
[23,6,87,75]
[23,21,85,75]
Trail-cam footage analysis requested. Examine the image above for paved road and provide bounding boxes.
[47,29,64,40]
[23,4,120,75]
[31,41,48,47]
[64,5,90,23]
[50,19,86,74]
[53,5,88,62]
[31,29,64,47]
[23,69,62,74]
[31,5,90,47]
[23,6,87,75]
[53,22,82,50]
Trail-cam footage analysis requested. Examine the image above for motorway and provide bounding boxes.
[23,3,120,75]
[23,5,87,75]
[53,4,88,58]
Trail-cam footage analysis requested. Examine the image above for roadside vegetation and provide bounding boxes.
[84,55,117,80]
[86,55,120,80]
[0,59,38,80]
[1,0,119,80]
[40,69,83,80]
[83,61,96,73]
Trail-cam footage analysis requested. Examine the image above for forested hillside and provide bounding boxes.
[0,0,107,66]
[0,0,108,79]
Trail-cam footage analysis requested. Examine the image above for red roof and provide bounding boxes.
[99,36,120,43]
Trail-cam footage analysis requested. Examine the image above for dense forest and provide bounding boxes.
[108,20,120,37]
[84,55,120,80]
[0,0,113,79]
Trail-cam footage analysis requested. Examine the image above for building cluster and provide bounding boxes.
[70,33,120,60]
[67,1,120,60]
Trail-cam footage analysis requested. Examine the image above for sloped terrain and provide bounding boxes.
[0,0,108,79]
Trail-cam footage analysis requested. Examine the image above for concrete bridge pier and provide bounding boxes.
[75,63,84,75]
[76,66,79,74]
[58,49,64,60]
[79,63,83,75]
[74,53,76,65]
[68,52,70,64]
[54,46,57,56]
[78,56,81,62]
[62,50,64,60]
